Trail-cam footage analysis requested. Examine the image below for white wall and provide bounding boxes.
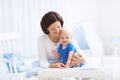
[96,0,120,55]
[66,0,120,56]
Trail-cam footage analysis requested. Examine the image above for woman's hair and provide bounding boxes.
[40,11,64,34]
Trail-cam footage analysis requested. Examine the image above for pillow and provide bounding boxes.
[72,24,90,50]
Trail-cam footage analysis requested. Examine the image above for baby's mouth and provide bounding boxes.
[63,41,67,43]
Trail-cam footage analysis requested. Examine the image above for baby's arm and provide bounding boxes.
[65,51,73,68]
[51,50,61,60]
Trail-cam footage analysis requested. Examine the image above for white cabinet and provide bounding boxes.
[102,56,120,80]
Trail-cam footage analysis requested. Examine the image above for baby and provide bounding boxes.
[52,28,78,68]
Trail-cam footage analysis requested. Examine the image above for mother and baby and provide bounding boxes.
[38,11,85,68]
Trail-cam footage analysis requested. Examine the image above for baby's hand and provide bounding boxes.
[51,50,57,54]
[51,50,61,59]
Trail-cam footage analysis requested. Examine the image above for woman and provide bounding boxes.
[38,11,85,68]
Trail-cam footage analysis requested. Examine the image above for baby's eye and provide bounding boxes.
[66,37,69,39]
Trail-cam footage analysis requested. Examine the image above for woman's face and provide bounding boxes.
[48,21,62,37]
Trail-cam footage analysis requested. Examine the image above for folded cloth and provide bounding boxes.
[3,52,25,65]
[3,53,13,59]
[25,68,41,78]
[32,60,40,68]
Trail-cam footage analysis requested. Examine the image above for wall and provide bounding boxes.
[96,0,120,55]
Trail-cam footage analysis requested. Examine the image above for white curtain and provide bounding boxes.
[0,0,97,57]
[0,0,40,57]
[0,0,71,57]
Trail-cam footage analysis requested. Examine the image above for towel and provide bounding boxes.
[25,68,40,78]
[25,57,102,78]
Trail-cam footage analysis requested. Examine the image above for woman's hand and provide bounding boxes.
[49,62,65,68]
[71,54,85,67]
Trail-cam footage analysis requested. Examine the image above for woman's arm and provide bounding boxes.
[38,36,49,68]
[49,62,65,68]
[71,54,85,67]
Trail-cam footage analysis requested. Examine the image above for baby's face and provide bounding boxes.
[59,32,72,46]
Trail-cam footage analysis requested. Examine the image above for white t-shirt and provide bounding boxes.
[38,34,85,68]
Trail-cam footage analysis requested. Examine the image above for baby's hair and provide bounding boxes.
[60,27,73,37]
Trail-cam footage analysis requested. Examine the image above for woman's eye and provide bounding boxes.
[51,28,55,30]
[57,26,61,29]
